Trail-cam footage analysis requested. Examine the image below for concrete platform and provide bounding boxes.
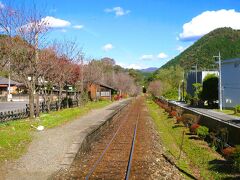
[1,99,131,180]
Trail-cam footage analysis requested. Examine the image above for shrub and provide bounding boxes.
[185,93,192,104]
[222,147,236,158]
[176,116,182,123]
[68,98,73,107]
[201,74,218,107]
[182,114,199,127]
[208,127,229,151]
[234,105,240,114]
[196,126,209,139]
[233,146,240,172]
[170,111,177,117]
[190,123,200,134]
[61,97,68,108]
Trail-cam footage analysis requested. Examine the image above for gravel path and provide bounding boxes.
[0,100,130,180]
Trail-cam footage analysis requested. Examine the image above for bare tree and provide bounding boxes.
[147,80,164,97]
[114,72,139,96]
[0,2,50,118]
[48,40,83,110]
[84,59,104,86]
[38,47,58,111]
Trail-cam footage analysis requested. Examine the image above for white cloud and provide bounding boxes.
[61,29,67,33]
[18,16,71,33]
[140,54,154,61]
[117,62,146,69]
[102,43,114,51]
[42,16,71,28]
[104,7,130,17]
[157,52,168,59]
[0,2,4,9]
[140,53,168,60]
[127,64,143,69]
[179,9,240,41]
[176,46,186,52]
[73,25,84,29]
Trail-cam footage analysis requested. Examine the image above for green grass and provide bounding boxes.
[0,120,32,163]
[214,109,240,117]
[0,100,111,164]
[38,100,111,128]
[146,100,229,179]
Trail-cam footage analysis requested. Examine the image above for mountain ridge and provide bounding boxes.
[140,67,158,72]
[159,27,240,71]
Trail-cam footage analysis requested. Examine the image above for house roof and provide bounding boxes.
[97,82,117,91]
[188,70,218,73]
[0,76,23,86]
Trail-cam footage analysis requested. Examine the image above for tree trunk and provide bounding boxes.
[76,91,80,106]
[29,90,34,119]
[35,92,40,117]
[58,86,63,111]
[66,92,69,108]
[47,90,53,112]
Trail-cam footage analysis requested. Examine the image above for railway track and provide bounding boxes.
[54,97,183,179]
[85,99,140,179]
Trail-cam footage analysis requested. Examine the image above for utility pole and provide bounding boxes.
[7,60,12,102]
[182,80,185,102]
[214,52,222,111]
[81,56,84,93]
[178,83,181,101]
[195,64,198,83]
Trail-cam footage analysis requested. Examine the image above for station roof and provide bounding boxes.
[96,82,117,91]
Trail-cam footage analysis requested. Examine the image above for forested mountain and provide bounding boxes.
[149,27,240,99]
[160,27,240,71]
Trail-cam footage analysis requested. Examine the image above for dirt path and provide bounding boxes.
[55,97,183,179]
[0,100,130,180]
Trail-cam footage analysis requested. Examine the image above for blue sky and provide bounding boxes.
[2,0,240,69]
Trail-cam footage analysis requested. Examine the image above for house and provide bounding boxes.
[88,82,117,101]
[0,76,24,101]
[221,58,240,108]
[186,70,219,96]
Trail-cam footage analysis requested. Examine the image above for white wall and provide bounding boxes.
[201,71,219,81]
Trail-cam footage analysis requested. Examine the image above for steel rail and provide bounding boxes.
[85,103,135,180]
[125,112,140,180]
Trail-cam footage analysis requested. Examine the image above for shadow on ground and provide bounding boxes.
[172,124,185,129]
[208,159,240,179]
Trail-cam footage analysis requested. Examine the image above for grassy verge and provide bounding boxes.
[0,100,111,163]
[214,109,240,117]
[38,100,111,128]
[146,99,229,179]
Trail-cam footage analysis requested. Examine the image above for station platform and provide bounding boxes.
[1,99,131,180]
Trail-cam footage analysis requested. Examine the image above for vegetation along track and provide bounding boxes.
[54,97,182,179]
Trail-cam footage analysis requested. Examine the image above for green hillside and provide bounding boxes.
[161,27,240,71]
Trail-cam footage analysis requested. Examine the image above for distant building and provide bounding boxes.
[88,82,117,101]
[0,76,24,101]
[222,58,240,108]
[186,71,218,96]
